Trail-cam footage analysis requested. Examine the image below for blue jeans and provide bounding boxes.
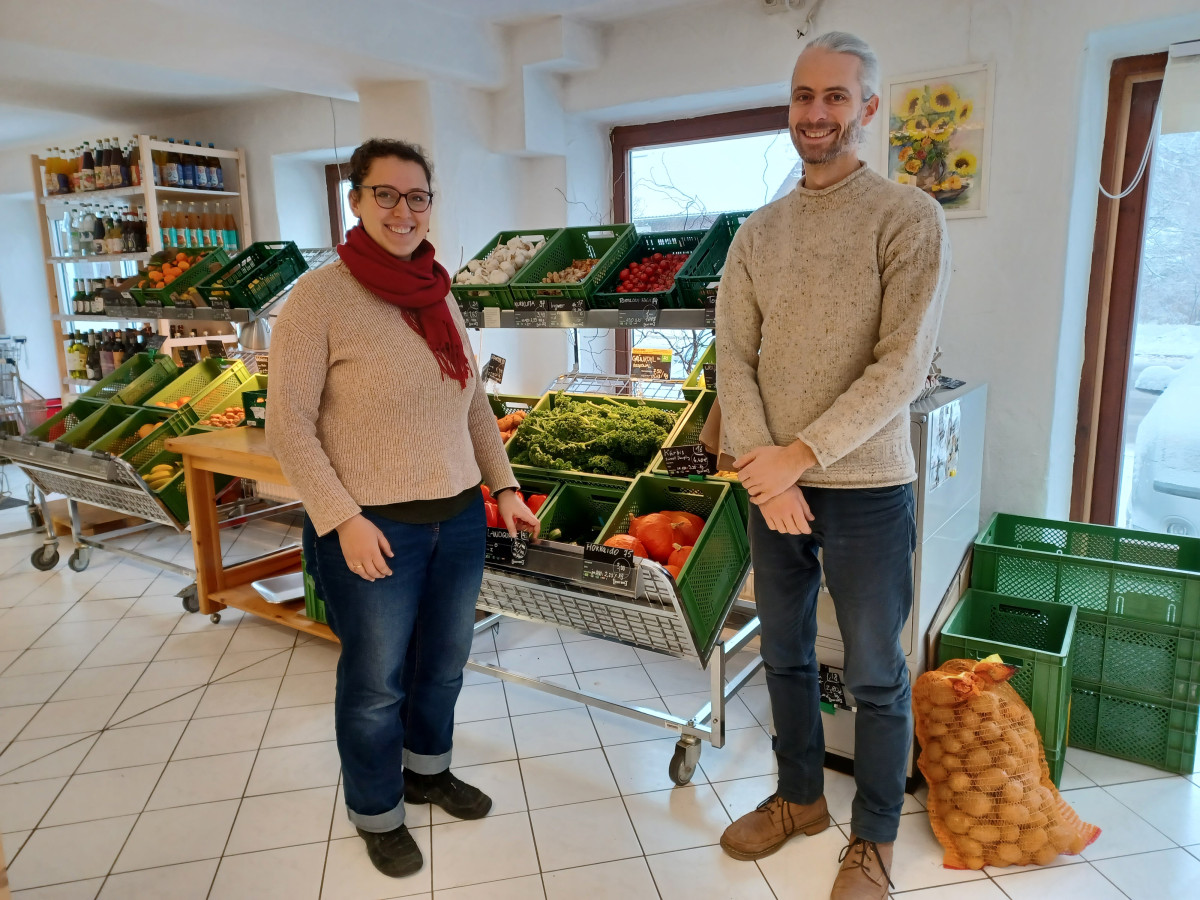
[749,483,916,843]
[302,496,486,833]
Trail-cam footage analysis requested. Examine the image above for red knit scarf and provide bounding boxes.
[337,224,470,389]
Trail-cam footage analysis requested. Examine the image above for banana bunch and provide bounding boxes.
[144,463,180,491]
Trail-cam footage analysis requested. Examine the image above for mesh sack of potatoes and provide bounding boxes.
[913,655,1100,870]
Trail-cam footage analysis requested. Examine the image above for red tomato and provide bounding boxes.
[653,252,663,261]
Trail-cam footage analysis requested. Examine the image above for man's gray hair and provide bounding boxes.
[804,31,880,102]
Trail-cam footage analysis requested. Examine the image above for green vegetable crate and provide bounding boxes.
[937,589,1077,784]
[26,398,107,444]
[243,390,268,428]
[590,229,707,310]
[681,342,716,401]
[119,408,200,470]
[301,550,326,625]
[510,225,637,303]
[129,248,230,307]
[597,473,750,659]
[55,403,149,451]
[1068,682,1198,774]
[190,374,268,429]
[137,430,236,526]
[74,353,178,406]
[506,391,690,488]
[142,359,251,420]
[86,408,175,458]
[1069,615,1199,704]
[196,242,308,311]
[451,229,561,310]
[972,513,1200,628]
[675,211,752,309]
[537,482,626,547]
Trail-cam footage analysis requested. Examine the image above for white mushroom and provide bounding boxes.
[487,269,508,285]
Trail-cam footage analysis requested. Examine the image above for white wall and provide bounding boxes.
[555,0,1200,522]
[0,194,59,397]
[273,157,332,248]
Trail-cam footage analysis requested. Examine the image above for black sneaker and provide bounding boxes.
[404,769,492,820]
[356,824,423,877]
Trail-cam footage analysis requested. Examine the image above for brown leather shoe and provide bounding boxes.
[719,794,829,861]
[830,835,894,900]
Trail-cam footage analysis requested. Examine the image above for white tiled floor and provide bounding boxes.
[1,489,1199,898]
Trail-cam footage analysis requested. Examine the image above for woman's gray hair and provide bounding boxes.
[804,31,880,102]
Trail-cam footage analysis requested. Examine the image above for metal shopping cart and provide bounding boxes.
[0,336,56,543]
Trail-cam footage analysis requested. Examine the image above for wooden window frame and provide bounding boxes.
[325,162,352,245]
[1070,53,1167,524]
[610,106,789,372]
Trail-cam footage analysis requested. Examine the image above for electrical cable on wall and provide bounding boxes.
[1099,104,1161,200]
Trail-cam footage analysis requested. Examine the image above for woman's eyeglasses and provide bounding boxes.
[359,185,434,212]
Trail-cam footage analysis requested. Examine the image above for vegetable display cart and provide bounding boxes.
[169,393,763,787]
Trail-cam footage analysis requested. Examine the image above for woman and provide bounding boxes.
[269,138,539,879]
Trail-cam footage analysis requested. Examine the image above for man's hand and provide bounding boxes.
[759,486,815,535]
[336,514,394,581]
[735,439,818,505]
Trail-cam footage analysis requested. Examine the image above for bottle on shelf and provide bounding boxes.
[150,136,165,186]
[207,144,224,191]
[68,331,88,380]
[128,141,141,186]
[79,142,96,192]
[186,203,202,248]
[135,206,149,252]
[159,203,176,249]
[200,203,216,247]
[222,203,239,252]
[111,326,127,369]
[98,330,115,378]
[105,211,123,254]
[164,138,181,188]
[110,137,124,188]
[193,140,208,190]
[85,332,101,381]
[180,140,196,189]
[95,140,111,191]
[91,207,106,255]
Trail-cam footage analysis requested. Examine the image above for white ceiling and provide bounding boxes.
[0,0,718,150]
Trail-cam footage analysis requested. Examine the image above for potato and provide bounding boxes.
[945,809,972,834]
[943,736,965,755]
[923,740,945,763]
[1048,825,1074,854]
[929,706,955,724]
[962,855,987,871]
[958,709,982,730]
[978,720,1003,744]
[942,754,965,772]
[1020,731,1041,753]
[1001,781,1024,804]
[1019,826,1049,853]
[1000,823,1021,844]
[969,692,1002,717]
[924,762,949,783]
[1068,833,1088,855]
[1003,699,1027,721]
[998,803,1031,826]
[958,793,992,818]
[968,823,1001,844]
[955,726,978,747]
[1028,809,1050,829]
[998,755,1021,775]
[996,842,1024,865]
[975,767,1008,792]
[915,698,935,718]
[934,782,954,804]
[926,721,949,738]
[966,747,993,773]
[1033,843,1059,866]
[925,679,962,707]
[955,835,984,858]
[948,771,972,792]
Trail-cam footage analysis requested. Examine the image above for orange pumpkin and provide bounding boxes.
[666,564,682,579]
[667,545,693,569]
[632,513,676,563]
[663,511,704,546]
[603,534,648,558]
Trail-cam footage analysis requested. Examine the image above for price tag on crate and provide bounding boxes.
[581,542,636,589]
[483,306,502,329]
[206,339,227,360]
[819,664,854,713]
[546,297,587,327]
[209,297,233,311]
[209,307,232,322]
[618,297,659,328]
[172,307,194,320]
[460,299,482,329]
[143,298,164,313]
[660,444,716,477]
[702,363,717,391]
[485,528,530,567]
[704,292,717,329]
[481,354,506,385]
[513,299,551,328]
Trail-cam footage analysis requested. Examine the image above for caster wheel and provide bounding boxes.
[210,613,222,624]
[30,545,60,571]
[68,549,90,572]
[669,741,701,786]
[180,586,200,614]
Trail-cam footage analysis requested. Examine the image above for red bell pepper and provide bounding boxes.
[527,494,548,514]
[484,500,500,528]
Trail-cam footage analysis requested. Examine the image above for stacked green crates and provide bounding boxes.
[510,225,636,305]
[196,242,308,311]
[590,230,706,310]
[971,512,1200,773]
[74,353,178,406]
[937,589,1077,785]
[675,211,752,309]
[450,229,561,310]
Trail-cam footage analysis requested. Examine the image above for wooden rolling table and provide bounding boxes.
[166,428,336,642]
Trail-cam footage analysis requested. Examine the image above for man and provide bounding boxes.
[715,31,951,900]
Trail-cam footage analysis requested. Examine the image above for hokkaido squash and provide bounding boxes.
[663,511,704,546]
[667,545,693,569]
[603,534,648,558]
[632,514,676,563]
[666,564,682,579]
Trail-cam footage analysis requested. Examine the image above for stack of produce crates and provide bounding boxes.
[937,589,1077,785]
[510,225,637,307]
[675,211,752,309]
[971,513,1200,774]
[590,229,707,310]
[451,229,561,310]
[196,242,308,311]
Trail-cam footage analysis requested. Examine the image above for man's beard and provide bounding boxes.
[791,114,865,165]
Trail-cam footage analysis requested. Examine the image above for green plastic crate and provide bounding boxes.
[937,589,1077,755]
[74,353,178,406]
[118,407,200,469]
[25,397,107,444]
[597,473,750,657]
[972,513,1200,629]
[649,391,748,527]
[1067,613,1199,704]
[129,248,230,307]
[56,403,145,450]
[85,407,174,458]
[190,374,268,428]
[1043,744,1066,789]
[196,242,307,311]
[675,211,752,309]
[681,342,716,401]
[301,550,326,624]
[143,359,250,419]
[136,438,236,526]
[243,389,267,428]
[506,391,689,488]
[450,229,561,310]
[537,481,625,547]
[509,225,637,303]
[590,230,706,310]
[1068,682,1198,774]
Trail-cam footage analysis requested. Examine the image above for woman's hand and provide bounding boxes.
[336,514,394,581]
[497,490,541,539]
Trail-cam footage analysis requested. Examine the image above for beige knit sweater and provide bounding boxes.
[716,164,951,487]
[267,260,518,536]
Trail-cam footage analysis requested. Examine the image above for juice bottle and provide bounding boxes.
[150,135,165,185]
[186,203,203,248]
[105,211,123,254]
[200,203,216,247]
[79,142,96,191]
[222,204,239,251]
[95,139,111,190]
[208,144,224,191]
[43,149,57,195]
[164,138,181,187]
[193,140,209,189]
[180,140,196,189]
[160,204,176,248]
[128,141,141,186]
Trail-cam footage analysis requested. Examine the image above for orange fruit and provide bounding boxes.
[176,252,188,262]
[177,262,190,271]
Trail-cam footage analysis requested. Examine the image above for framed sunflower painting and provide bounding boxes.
[884,62,993,218]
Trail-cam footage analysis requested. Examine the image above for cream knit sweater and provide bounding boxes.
[716,164,951,487]
[267,260,518,536]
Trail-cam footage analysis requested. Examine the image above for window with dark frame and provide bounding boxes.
[325,162,353,245]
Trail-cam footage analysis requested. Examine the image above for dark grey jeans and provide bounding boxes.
[749,482,916,843]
